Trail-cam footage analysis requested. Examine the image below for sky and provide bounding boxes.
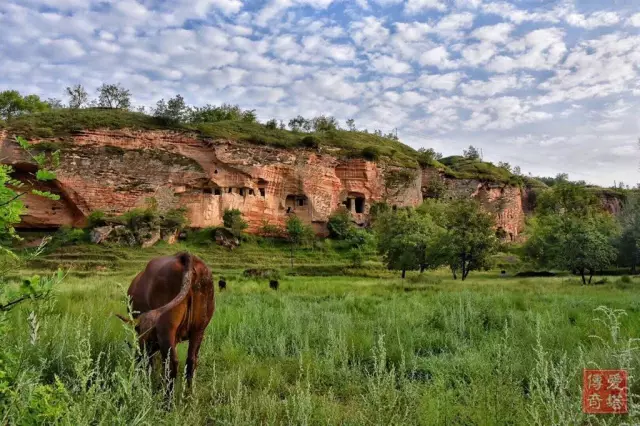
[0,0,639,186]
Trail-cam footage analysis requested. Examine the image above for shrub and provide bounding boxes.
[265,119,278,130]
[361,146,380,161]
[223,208,248,235]
[86,210,108,228]
[259,220,284,238]
[327,208,352,239]
[160,207,188,230]
[122,207,157,230]
[348,247,365,267]
[298,135,319,149]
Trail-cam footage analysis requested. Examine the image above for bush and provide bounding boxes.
[361,146,380,161]
[223,208,248,235]
[327,208,352,239]
[265,119,278,130]
[298,135,319,149]
[86,210,108,228]
[160,207,188,230]
[122,207,158,230]
[348,247,365,267]
[619,275,632,284]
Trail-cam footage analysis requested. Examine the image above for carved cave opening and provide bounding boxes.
[286,194,309,214]
[342,193,366,214]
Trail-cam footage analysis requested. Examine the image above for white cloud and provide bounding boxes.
[419,46,456,69]
[404,0,447,14]
[565,11,619,29]
[471,22,513,44]
[628,13,640,27]
[350,16,389,49]
[371,54,412,74]
[416,72,463,91]
[460,75,521,97]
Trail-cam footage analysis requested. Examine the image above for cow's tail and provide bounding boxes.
[137,252,193,335]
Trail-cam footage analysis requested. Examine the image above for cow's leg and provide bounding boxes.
[186,330,205,389]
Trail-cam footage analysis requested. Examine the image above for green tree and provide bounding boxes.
[345,228,376,267]
[154,94,190,124]
[442,198,497,280]
[617,193,640,273]
[375,208,443,278]
[66,84,88,109]
[463,145,480,160]
[346,119,356,131]
[525,183,619,284]
[97,83,131,109]
[222,208,248,235]
[285,215,314,267]
[327,208,352,239]
[0,91,49,120]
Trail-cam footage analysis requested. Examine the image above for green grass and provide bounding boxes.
[439,156,522,184]
[3,242,640,424]
[6,109,421,168]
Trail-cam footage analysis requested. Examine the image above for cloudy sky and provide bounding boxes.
[1,0,639,185]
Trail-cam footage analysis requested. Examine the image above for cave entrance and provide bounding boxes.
[343,193,366,214]
[286,194,309,214]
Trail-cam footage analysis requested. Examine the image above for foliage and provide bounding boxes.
[258,220,285,238]
[345,228,376,267]
[463,145,481,160]
[361,146,380,161]
[96,83,131,109]
[298,135,319,149]
[66,84,88,109]
[383,168,418,199]
[311,115,338,132]
[416,147,443,168]
[265,119,278,130]
[160,207,189,230]
[346,118,356,131]
[422,176,447,199]
[439,155,515,183]
[86,210,108,228]
[0,90,50,120]
[327,208,352,240]
[617,193,640,273]
[525,183,619,284]
[375,207,444,278]
[285,215,315,267]
[223,208,248,235]
[190,103,257,124]
[154,94,190,124]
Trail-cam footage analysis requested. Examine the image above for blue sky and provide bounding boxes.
[1,0,639,185]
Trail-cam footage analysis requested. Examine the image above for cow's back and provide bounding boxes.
[128,255,185,315]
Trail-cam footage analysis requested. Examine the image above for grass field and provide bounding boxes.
[3,242,640,425]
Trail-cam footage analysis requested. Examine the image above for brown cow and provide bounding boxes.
[117,252,214,392]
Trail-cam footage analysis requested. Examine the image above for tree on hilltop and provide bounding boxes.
[66,84,88,109]
[97,83,131,109]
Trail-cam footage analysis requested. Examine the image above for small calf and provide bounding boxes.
[218,278,227,290]
[269,279,279,291]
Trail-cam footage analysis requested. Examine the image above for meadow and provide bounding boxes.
[3,241,640,425]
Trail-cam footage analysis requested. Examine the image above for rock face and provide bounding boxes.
[0,128,525,237]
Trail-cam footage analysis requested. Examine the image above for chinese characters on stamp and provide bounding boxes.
[583,369,628,414]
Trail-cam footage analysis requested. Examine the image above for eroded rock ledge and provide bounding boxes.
[0,129,528,239]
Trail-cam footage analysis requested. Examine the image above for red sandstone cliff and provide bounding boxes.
[0,128,525,236]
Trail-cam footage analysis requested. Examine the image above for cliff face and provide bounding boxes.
[0,129,524,236]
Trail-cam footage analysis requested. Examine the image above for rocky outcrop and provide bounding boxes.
[1,128,523,237]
